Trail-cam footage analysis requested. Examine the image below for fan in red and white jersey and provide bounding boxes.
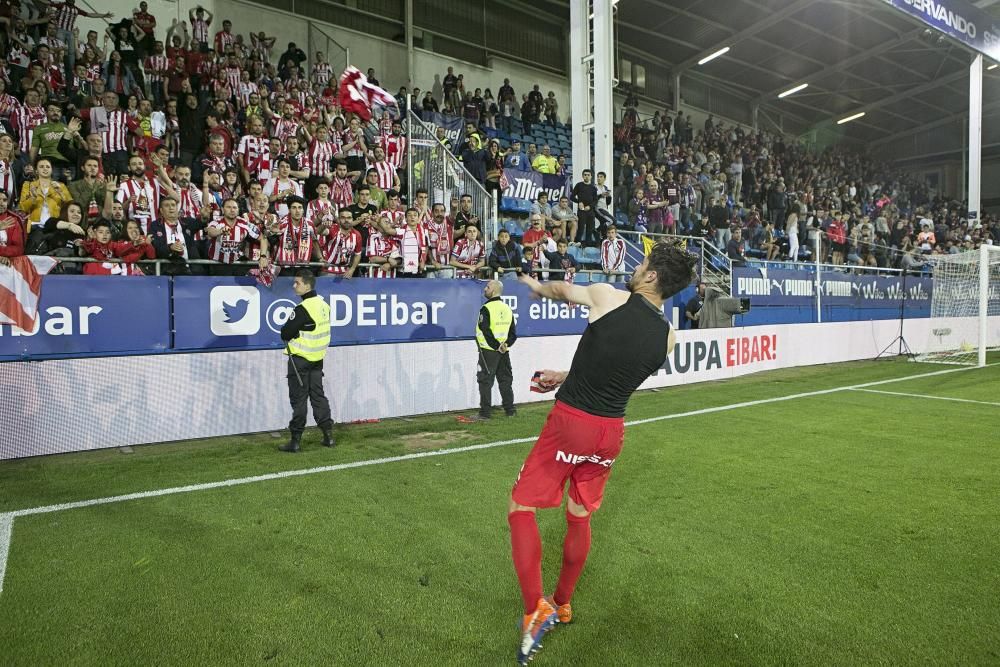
[366,216,400,279]
[169,165,204,220]
[189,6,212,48]
[601,227,627,275]
[9,90,46,155]
[81,91,139,158]
[263,159,303,218]
[143,44,170,105]
[380,191,405,231]
[278,135,311,182]
[301,124,338,183]
[205,197,260,267]
[307,183,337,233]
[450,225,486,278]
[246,192,278,264]
[329,162,355,209]
[424,203,455,270]
[379,120,407,170]
[213,21,236,55]
[385,208,428,276]
[273,196,320,267]
[367,147,399,192]
[270,104,300,148]
[322,209,363,277]
[221,56,241,94]
[236,117,270,185]
[117,154,168,233]
[376,114,393,139]
[311,53,333,88]
[236,72,259,110]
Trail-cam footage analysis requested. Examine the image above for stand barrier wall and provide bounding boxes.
[5,317,1000,460]
[4,276,996,460]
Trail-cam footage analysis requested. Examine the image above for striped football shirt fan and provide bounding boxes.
[206,217,259,264]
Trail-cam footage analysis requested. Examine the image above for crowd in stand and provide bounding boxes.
[613,104,1000,272]
[0,0,591,280]
[0,0,993,283]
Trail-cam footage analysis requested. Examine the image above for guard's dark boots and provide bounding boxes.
[321,427,335,448]
[279,432,301,453]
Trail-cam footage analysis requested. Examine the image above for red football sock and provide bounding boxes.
[508,510,543,615]
[553,511,592,607]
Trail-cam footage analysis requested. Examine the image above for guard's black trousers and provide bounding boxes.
[287,355,333,435]
[477,347,515,417]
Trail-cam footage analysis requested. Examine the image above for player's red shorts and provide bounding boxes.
[511,400,625,513]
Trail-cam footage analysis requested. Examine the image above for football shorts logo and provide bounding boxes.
[209,286,261,336]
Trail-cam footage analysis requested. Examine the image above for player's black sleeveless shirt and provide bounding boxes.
[556,292,670,418]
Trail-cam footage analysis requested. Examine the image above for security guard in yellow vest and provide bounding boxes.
[473,279,518,420]
[278,269,334,452]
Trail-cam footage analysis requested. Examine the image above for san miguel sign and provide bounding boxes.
[882,0,1000,61]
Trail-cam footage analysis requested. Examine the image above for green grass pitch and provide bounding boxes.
[1,359,998,665]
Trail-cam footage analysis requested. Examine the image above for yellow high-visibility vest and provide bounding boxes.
[476,299,513,350]
[286,295,331,361]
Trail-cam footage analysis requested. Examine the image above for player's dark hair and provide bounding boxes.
[295,268,316,289]
[646,242,696,300]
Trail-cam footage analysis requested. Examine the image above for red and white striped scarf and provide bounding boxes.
[276,217,315,265]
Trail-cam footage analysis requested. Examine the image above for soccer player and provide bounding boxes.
[510,242,696,664]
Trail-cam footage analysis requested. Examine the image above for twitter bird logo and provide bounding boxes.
[222,298,250,323]
[210,286,261,336]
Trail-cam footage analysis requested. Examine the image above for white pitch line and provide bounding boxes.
[0,513,12,595]
[0,362,983,596]
[851,388,1000,407]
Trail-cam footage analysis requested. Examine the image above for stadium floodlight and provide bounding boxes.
[697,46,730,66]
[778,83,808,98]
[837,111,866,125]
[988,63,998,70]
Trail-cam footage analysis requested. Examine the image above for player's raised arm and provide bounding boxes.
[519,274,622,309]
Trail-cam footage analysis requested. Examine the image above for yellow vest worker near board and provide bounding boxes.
[278,269,335,452]
[472,279,518,420]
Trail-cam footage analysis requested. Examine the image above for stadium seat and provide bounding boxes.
[501,197,533,214]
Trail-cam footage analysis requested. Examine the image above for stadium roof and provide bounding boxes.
[531,0,1000,147]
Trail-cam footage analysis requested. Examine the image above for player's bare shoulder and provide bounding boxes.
[585,283,629,322]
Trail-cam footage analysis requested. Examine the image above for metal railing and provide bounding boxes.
[742,258,909,277]
[619,230,732,294]
[43,257,627,282]
[308,22,349,79]
[405,106,498,246]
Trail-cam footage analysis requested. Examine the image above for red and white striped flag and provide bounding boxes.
[0,256,58,331]
[338,66,398,122]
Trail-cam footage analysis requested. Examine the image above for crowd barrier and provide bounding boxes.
[0,276,664,361]
[4,317,999,460]
[732,266,934,325]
